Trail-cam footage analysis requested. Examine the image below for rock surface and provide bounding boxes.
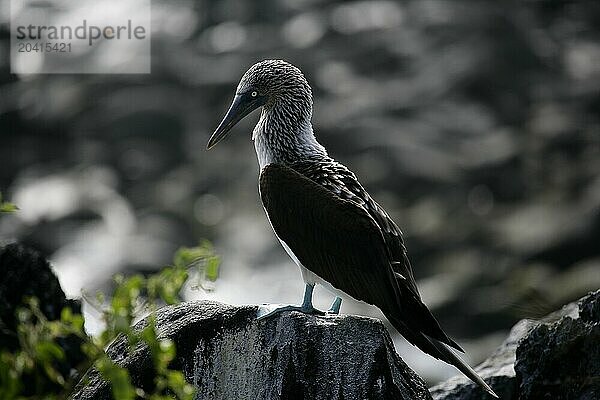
[72,301,432,400]
[0,243,85,395]
[0,243,82,350]
[515,290,600,400]
[431,290,600,400]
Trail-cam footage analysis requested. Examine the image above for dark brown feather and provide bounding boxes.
[260,162,462,352]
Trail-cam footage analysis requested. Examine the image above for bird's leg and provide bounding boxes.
[256,283,325,319]
[300,282,316,311]
[327,297,342,314]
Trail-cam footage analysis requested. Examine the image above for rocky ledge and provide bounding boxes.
[72,302,432,400]
[431,289,600,400]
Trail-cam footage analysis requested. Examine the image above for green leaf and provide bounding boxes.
[0,352,22,398]
[157,339,176,366]
[0,193,19,213]
[172,242,221,292]
[61,307,85,332]
[0,202,18,213]
[35,342,65,363]
[97,357,136,400]
[173,241,215,269]
[205,257,220,282]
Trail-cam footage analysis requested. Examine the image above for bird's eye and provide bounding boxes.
[251,91,258,97]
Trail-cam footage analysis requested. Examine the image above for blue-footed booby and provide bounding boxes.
[207,59,498,398]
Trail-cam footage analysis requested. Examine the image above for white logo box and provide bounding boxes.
[11,0,151,74]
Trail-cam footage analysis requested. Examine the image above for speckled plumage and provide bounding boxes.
[240,60,327,168]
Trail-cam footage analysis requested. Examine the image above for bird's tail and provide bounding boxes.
[386,314,498,398]
[427,337,498,398]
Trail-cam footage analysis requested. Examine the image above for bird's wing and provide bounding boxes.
[282,160,463,352]
[260,163,403,311]
[289,161,419,294]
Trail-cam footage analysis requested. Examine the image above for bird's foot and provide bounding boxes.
[256,304,325,320]
[326,297,342,315]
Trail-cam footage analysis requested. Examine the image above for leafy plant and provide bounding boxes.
[0,242,221,399]
[0,192,18,213]
[0,298,88,399]
[173,241,220,292]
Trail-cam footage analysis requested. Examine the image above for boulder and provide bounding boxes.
[0,243,82,349]
[72,301,433,400]
[431,290,600,400]
[515,290,600,399]
[0,243,85,395]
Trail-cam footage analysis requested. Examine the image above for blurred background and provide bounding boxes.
[1,0,599,385]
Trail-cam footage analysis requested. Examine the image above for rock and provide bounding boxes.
[0,243,81,348]
[430,319,533,400]
[431,290,600,400]
[0,243,86,394]
[72,301,432,400]
[515,291,600,399]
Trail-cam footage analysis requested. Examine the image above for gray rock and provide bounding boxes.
[431,290,600,400]
[430,319,533,400]
[515,291,600,400]
[0,243,82,350]
[72,301,432,400]
[0,243,85,396]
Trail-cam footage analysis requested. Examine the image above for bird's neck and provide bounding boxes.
[253,103,328,169]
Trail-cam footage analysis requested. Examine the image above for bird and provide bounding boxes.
[207,59,498,398]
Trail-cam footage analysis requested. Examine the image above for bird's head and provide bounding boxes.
[207,59,312,149]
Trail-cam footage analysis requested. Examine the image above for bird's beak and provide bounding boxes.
[207,93,265,150]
